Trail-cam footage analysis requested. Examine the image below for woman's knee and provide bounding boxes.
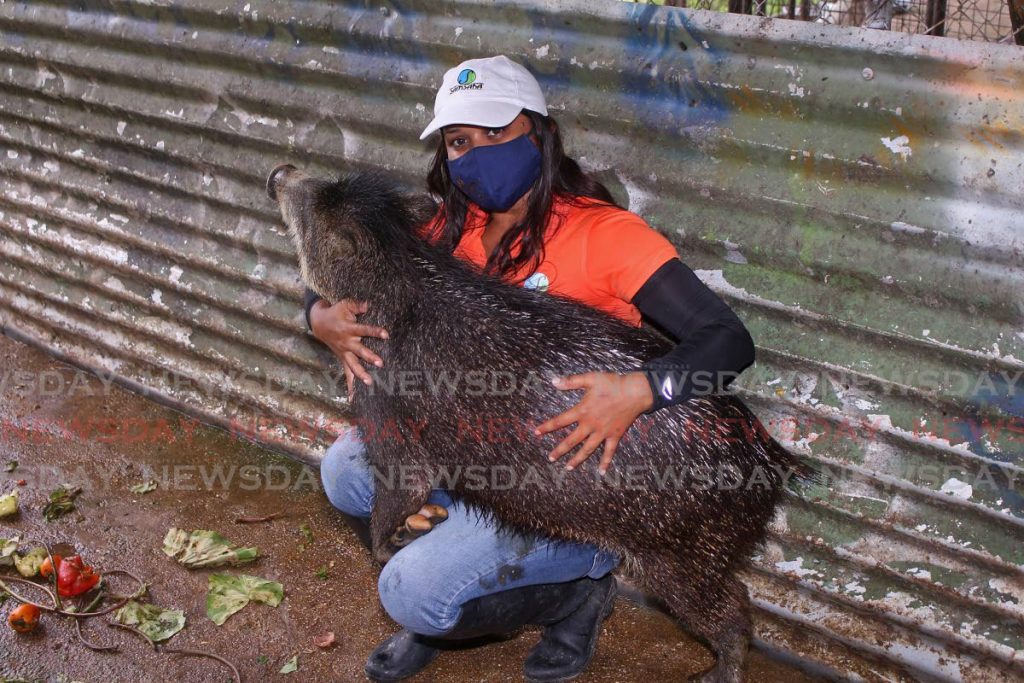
[377,544,461,637]
[320,428,375,517]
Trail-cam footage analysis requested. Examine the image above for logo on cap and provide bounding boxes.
[450,68,484,94]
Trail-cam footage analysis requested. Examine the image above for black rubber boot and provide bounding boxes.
[363,629,443,682]
[523,574,618,683]
[364,576,610,682]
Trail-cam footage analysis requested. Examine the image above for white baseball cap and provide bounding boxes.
[418,55,548,140]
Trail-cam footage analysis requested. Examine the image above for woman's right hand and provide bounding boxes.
[309,298,389,398]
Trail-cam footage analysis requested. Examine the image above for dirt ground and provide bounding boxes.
[0,333,814,683]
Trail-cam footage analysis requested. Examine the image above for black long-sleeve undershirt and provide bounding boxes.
[303,287,322,332]
[302,258,754,413]
[631,258,755,413]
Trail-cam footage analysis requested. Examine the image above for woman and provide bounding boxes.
[305,55,755,682]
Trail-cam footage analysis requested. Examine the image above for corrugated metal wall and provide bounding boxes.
[1,1,1021,680]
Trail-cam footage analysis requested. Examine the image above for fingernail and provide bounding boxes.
[548,456,556,462]
[564,465,574,471]
[375,360,383,367]
[381,332,389,339]
[534,429,541,436]
[598,468,607,477]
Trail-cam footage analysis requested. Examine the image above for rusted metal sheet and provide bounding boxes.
[0,1,1021,679]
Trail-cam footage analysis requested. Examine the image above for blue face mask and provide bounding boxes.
[445,133,542,212]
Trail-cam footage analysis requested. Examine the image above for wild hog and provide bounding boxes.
[267,165,811,682]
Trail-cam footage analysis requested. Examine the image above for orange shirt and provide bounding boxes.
[422,196,679,327]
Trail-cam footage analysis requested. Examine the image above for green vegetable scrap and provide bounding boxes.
[0,535,20,566]
[279,655,298,674]
[205,573,283,626]
[162,528,258,569]
[14,547,48,578]
[0,489,18,518]
[43,486,81,521]
[114,600,186,642]
[129,480,157,495]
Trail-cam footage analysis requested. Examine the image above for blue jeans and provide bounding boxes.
[320,427,620,637]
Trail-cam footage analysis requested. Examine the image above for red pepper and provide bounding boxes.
[56,555,100,597]
[39,554,61,579]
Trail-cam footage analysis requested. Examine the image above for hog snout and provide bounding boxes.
[266,163,298,202]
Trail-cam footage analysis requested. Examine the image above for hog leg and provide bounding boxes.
[369,476,431,566]
[684,578,751,683]
[641,553,751,683]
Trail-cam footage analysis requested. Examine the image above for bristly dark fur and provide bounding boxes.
[274,169,814,683]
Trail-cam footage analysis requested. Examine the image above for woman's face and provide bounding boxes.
[442,112,535,161]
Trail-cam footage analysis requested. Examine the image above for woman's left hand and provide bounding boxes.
[534,371,654,475]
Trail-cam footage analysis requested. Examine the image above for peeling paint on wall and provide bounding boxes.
[0,1,1022,680]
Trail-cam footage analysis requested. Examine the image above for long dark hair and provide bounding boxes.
[425,110,621,283]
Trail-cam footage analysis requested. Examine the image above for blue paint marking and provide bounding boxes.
[622,2,730,132]
[311,1,732,141]
[514,2,730,137]
[948,372,1024,516]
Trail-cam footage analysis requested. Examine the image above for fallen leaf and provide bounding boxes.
[129,480,157,495]
[0,489,18,518]
[3,460,16,473]
[14,547,48,578]
[162,529,258,569]
[313,631,335,649]
[43,486,80,521]
[279,655,298,674]
[114,601,186,642]
[206,573,283,625]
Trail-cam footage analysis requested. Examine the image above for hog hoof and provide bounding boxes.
[417,503,448,525]
[387,507,450,550]
[389,513,431,548]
